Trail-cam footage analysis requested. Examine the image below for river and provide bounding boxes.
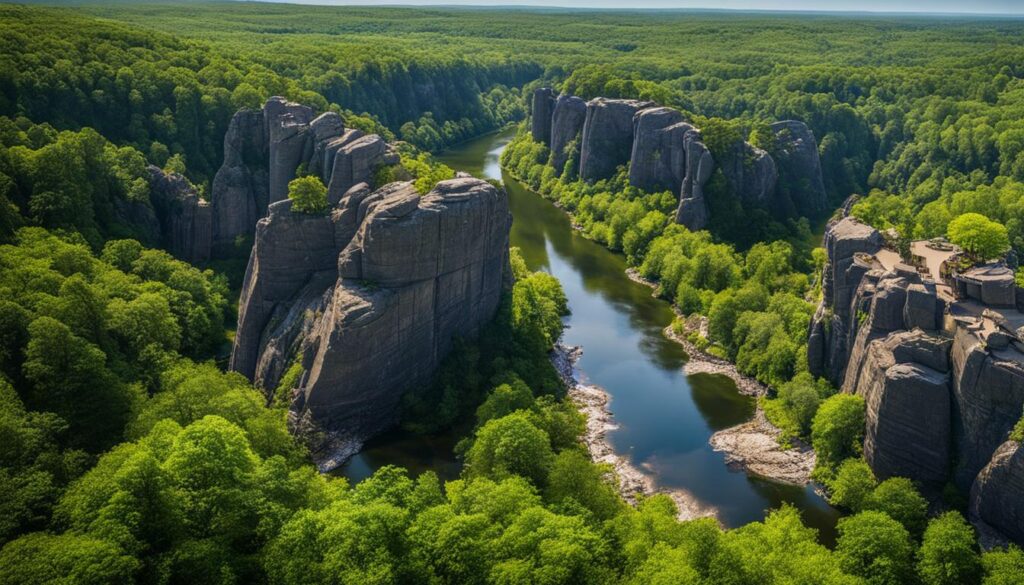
[340,127,840,541]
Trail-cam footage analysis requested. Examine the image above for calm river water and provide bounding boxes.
[340,127,839,541]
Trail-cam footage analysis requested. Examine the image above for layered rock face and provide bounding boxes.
[675,130,714,231]
[230,177,511,470]
[528,94,829,229]
[146,166,213,264]
[844,329,952,484]
[531,87,555,145]
[950,325,1024,490]
[549,95,587,177]
[578,98,653,183]
[210,97,396,253]
[970,440,1024,543]
[771,120,828,215]
[810,208,1024,543]
[807,216,884,385]
[629,107,692,194]
[718,140,778,205]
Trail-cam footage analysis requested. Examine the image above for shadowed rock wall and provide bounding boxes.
[230,177,511,471]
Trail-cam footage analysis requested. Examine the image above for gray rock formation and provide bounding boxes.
[266,99,314,205]
[210,98,396,256]
[549,95,587,177]
[675,129,715,231]
[770,120,828,216]
[229,198,339,385]
[719,139,778,204]
[531,87,555,145]
[970,440,1024,544]
[211,108,268,250]
[230,177,511,471]
[807,216,885,385]
[326,134,397,205]
[628,107,692,194]
[950,326,1024,490]
[146,166,212,264]
[844,330,952,484]
[579,98,653,183]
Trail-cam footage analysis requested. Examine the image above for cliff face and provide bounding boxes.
[531,87,555,145]
[549,94,587,177]
[210,97,397,255]
[230,177,511,470]
[771,120,828,215]
[145,166,213,264]
[810,209,1024,544]
[578,98,654,183]
[528,89,828,228]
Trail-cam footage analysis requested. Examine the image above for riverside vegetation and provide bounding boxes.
[1,2,1024,584]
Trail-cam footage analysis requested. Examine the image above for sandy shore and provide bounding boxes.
[552,343,718,521]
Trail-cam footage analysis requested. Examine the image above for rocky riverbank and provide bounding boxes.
[625,268,816,486]
[552,343,717,521]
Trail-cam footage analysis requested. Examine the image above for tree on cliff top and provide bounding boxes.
[288,176,328,214]
[947,213,1010,262]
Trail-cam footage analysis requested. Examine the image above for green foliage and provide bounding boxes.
[465,412,554,487]
[836,510,916,585]
[503,130,815,390]
[947,212,1011,261]
[982,546,1024,585]
[811,394,866,477]
[400,152,456,195]
[828,458,877,512]
[917,512,983,585]
[864,477,929,539]
[287,175,328,214]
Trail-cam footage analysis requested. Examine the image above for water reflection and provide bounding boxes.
[340,127,839,543]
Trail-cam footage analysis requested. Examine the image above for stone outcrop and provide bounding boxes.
[229,177,511,471]
[578,98,653,183]
[628,107,691,194]
[528,95,830,230]
[843,330,952,484]
[719,139,778,204]
[211,108,269,250]
[970,440,1024,544]
[550,95,587,177]
[950,325,1024,490]
[210,97,396,254]
[770,120,827,215]
[146,166,212,264]
[229,198,339,385]
[807,216,885,385]
[531,87,555,145]
[808,204,1024,543]
[675,130,714,231]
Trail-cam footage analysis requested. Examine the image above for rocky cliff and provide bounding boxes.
[549,94,587,177]
[145,166,213,264]
[809,209,1024,544]
[210,97,397,255]
[230,177,511,470]
[528,89,828,229]
[579,98,654,183]
[531,87,555,145]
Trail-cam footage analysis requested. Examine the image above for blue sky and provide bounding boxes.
[256,0,1024,15]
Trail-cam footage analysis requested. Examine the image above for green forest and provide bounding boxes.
[2,2,1024,584]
